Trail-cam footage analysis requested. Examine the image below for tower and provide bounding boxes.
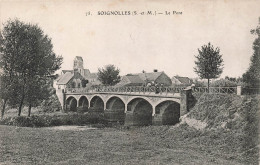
[73,56,84,75]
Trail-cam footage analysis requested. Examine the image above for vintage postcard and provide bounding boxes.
[0,0,259,164]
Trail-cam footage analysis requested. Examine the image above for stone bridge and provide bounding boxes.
[59,86,194,126]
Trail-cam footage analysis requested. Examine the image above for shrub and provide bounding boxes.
[49,116,63,126]
[0,112,107,127]
[30,115,48,127]
[193,79,207,87]
[211,78,238,87]
[87,112,106,124]
[77,107,88,114]
[0,116,33,127]
[14,116,32,127]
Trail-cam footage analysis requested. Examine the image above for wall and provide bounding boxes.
[156,73,172,86]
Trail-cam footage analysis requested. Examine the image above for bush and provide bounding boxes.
[13,116,33,127]
[211,78,238,87]
[193,79,207,87]
[30,115,49,127]
[40,93,62,113]
[49,116,63,126]
[0,112,107,127]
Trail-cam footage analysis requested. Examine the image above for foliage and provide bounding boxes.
[211,78,239,87]
[193,78,207,87]
[224,76,242,83]
[242,18,260,87]
[0,19,63,116]
[40,89,61,113]
[0,112,107,127]
[0,75,14,118]
[81,78,88,88]
[186,93,259,164]
[97,64,121,86]
[194,42,224,90]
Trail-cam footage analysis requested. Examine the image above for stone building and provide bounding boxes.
[171,76,193,86]
[116,70,172,87]
[54,56,101,90]
[54,56,101,106]
[115,75,145,87]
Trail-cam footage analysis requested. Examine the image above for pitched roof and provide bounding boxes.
[115,75,145,87]
[126,75,145,84]
[56,72,74,85]
[174,76,193,84]
[137,72,163,81]
[61,70,73,74]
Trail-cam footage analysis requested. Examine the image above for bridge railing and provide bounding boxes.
[65,86,187,96]
[192,86,237,94]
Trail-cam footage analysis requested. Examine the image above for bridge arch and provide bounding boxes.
[106,95,127,105]
[90,95,105,111]
[78,96,89,110]
[127,96,154,108]
[106,96,125,110]
[127,98,153,126]
[66,96,77,112]
[105,96,126,123]
[155,100,180,125]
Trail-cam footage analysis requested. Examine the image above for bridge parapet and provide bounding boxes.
[65,86,186,96]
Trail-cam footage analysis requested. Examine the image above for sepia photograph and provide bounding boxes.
[0,0,259,164]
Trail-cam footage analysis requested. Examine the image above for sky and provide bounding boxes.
[0,0,259,78]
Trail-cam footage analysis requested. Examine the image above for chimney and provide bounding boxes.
[153,69,158,72]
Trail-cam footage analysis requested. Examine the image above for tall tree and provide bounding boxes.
[25,78,53,116]
[0,75,19,119]
[242,18,260,87]
[0,19,63,116]
[97,64,121,86]
[194,42,224,92]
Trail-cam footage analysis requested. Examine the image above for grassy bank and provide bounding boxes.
[0,125,246,165]
[185,93,260,164]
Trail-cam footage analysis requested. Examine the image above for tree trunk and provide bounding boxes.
[207,79,210,93]
[1,99,7,120]
[18,95,25,116]
[28,104,32,117]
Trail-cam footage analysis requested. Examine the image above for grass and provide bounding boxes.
[0,125,250,165]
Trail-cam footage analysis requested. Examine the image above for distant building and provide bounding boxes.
[54,56,101,90]
[116,70,172,87]
[172,76,193,85]
[116,75,145,87]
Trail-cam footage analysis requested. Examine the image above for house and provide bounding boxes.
[56,71,85,90]
[172,76,193,85]
[116,70,172,87]
[54,56,101,90]
[115,75,145,87]
[137,71,172,86]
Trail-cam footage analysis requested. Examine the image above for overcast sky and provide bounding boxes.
[0,0,259,78]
